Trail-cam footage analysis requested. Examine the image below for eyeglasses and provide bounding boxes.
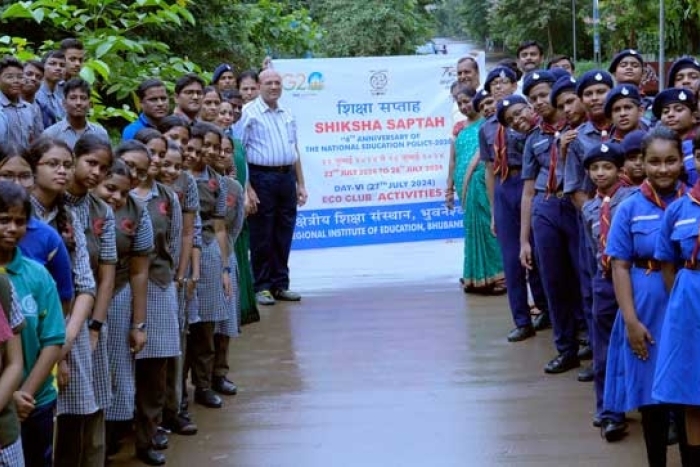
[0,172,33,185]
[37,159,74,170]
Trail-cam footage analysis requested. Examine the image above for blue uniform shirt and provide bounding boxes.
[681,139,697,186]
[478,115,499,163]
[582,186,637,270]
[606,189,685,261]
[656,194,700,263]
[522,128,563,191]
[122,113,157,141]
[564,121,609,194]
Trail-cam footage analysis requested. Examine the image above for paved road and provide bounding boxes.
[111,239,682,466]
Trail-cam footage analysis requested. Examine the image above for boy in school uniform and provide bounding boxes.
[604,84,647,144]
[620,129,647,186]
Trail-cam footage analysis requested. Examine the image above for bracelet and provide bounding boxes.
[190,277,200,283]
[223,267,232,274]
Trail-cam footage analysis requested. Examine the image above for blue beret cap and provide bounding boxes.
[604,84,641,118]
[496,94,529,127]
[608,49,644,73]
[652,87,697,119]
[583,142,625,169]
[667,56,700,88]
[576,70,614,97]
[522,70,556,96]
[212,63,234,84]
[621,129,646,155]
[485,66,517,93]
[550,75,578,107]
[472,89,490,112]
[548,67,571,81]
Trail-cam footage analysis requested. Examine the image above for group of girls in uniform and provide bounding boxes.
[0,64,263,466]
[448,50,700,466]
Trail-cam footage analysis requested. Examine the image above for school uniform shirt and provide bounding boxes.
[35,81,65,125]
[41,119,109,150]
[195,166,227,245]
[0,91,43,150]
[30,196,97,297]
[522,127,566,192]
[2,248,65,408]
[478,115,499,163]
[222,176,245,250]
[19,217,74,303]
[241,96,298,167]
[682,138,698,186]
[0,112,8,143]
[113,195,154,294]
[564,121,609,195]
[169,171,200,215]
[582,186,637,271]
[652,193,700,405]
[122,112,158,141]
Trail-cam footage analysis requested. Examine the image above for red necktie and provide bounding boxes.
[639,179,684,209]
[598,181,623,276]
[493,124,509,181]
[618,173,634,187]
[591,120,611,142]
[540,120,567,196]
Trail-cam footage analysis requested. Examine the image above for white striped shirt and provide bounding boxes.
[241,96,297,167]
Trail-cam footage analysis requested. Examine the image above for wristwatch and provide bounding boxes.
[223,266,232,274]
[131,322,146,332]
[88,319,104,332]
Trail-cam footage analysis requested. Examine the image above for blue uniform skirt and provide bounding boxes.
[57,321,99,416]
[105,285,135,421]
[604,267,668,412]
[653,268,700,406]
[214,253,240,337]
[196,240,228,323]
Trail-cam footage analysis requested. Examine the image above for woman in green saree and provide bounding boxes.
[446,86,505,295]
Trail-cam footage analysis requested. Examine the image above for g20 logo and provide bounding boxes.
[282,71,325,91]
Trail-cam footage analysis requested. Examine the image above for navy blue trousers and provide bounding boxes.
[248,169,297,292]
[577,214,596,338]
[494,175,547,328]
[592,273,625,422]
[21,399,55,467]
[531,194,583,358]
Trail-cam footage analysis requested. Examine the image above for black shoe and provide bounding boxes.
[544,354,580,374]
[152,428,169,450]
[578,345,593,360]
[592,417,602,428]
[578,365,594,382]
[136,448,166,466]
[601,419,628,442]
[162,414,198,436]
[507,325,536,342]
[194,388,222,408]
[532,313,551,331]
[212,376,238,396]
[576,329,589,346]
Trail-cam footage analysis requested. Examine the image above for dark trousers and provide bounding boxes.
[21,399,55,467]
[591,274,625,423]
[531,195,583,357]
[135,358,167,450]
[187,321,215,390]
[248,169,297,292]
[54,409,105,467]
[640,405,688,466]
[165,326,188,421]
[577,214,596,338]
[494,175,547,328]
[213,333,230,378]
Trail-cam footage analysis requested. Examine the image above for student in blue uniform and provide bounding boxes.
[485,86,548,342]
[620,130,646,186]
[605,127,689,465]
[652,88,698,185]
[580,142,635,441]
[604,84,647,144]
[519,70,583,374]
[667,56,700,92]
[652,127,700,465]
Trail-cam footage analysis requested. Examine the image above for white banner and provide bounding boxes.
[275,53,487,249]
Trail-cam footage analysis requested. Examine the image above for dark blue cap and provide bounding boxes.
[608,49,644,73]
[621,129,646,155]
[549,67,571,81]
[550,75,578,107]
[652,87,697,119]
[604,84,641,118]
[496,94,529,127]
[667,56,700,88]
[576,70,614,97]
[472,89,490,112]
[212,63,234,84]
[583,142,625,169]
[522,70,556,96]
[485,66,517,93]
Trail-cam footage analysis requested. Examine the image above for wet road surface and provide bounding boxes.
[113,240,678,466]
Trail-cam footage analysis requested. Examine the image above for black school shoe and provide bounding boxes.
[544,354,580,374]
[507,325,536,342]
[194,388,222,408]
[212,376,238,396]
[532,313,551,331]
[162,413,198,436]
[578,365,594,382]
[152,428,168,450]
[601,419,628,442]
[136,448,166,466]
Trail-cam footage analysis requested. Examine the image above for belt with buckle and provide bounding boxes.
[537,190,566,199]
[506,167,521,177]
[249,164,293,174]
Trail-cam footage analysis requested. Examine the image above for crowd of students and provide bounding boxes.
[0,37,271,466]
[448,42,700,466]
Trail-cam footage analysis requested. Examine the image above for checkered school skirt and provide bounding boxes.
[196,241,228,323]
[214,253,240,337]
[136,281,180,360]
[57,321,99,416]
[0,437,24,466]
[92,325,113,410]
[105,285,135,421]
